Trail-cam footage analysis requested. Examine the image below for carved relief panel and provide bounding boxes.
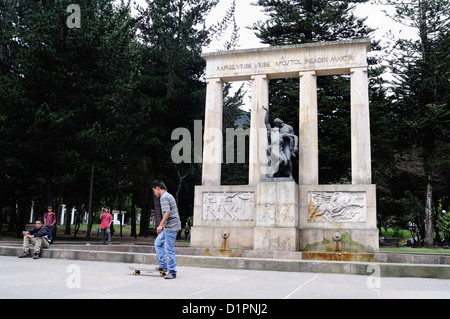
[257,201,295,227]
[308,192,366,223]
[202,192,254,221]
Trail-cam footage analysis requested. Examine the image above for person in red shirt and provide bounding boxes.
[44,206,56,243]
[100,207,113,245]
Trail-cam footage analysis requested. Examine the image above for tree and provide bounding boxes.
[135,0,222,235]
[0,0,141,237]
[386,0,450,247]
[252,0,372,45]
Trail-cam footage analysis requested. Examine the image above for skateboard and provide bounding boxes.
[127,265,167,277]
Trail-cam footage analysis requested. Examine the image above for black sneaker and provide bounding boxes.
[18,251,31,258]
[155,267,168,272]
[164,272,176,279]
[33,252,40,259]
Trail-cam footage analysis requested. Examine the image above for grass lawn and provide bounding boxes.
[380,247,450,254]
[380,228,413,239]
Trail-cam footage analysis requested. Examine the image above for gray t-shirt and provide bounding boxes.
[160,191,181,232]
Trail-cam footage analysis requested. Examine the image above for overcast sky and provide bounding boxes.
[128,0,418,109]
[129,0,417,52]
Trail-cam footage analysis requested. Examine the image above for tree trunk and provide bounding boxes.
[0,205,3,237]
[15,199,27,238]
[138,185,151,237]
[46,177,53,207]
[64,206,71,235]
[86,164,95,240]
[130,193,137,239]
[175,169,188,206]
[0,0,15,61]
[424,176,434,247]
[118,193,123,237]
[8,199,16,232]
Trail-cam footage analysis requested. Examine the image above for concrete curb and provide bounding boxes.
[1,245,449,279]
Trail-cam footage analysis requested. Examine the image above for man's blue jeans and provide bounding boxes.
[101,228,111,245]
[155,229,177,274]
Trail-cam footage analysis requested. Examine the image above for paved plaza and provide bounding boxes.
[1,256,449,300]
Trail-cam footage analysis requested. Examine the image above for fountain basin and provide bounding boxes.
[302,251,376,262]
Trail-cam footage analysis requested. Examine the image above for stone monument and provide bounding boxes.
[191,39,378,253]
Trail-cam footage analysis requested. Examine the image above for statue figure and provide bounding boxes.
[263,106,298,179]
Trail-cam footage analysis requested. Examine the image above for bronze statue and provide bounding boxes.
[263,106,298,179]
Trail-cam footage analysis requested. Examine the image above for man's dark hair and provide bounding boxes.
[151,180,167,190]
[36,218,44,224]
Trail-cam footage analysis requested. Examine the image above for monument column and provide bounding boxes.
[249,74,269,184]
[350,67,372,184]
[202,78,223,186]
[299,71,319,185]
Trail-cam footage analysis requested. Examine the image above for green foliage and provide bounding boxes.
[0,0,222,237]
[252,0,372,45]
[386,0,450,246]
[437,211,450,240]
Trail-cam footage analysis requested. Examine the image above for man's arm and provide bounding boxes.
[157,211,170,235]
[23,230,31,238]
[33,227,50,238]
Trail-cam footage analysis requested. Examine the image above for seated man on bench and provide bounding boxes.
[18,218,51,259]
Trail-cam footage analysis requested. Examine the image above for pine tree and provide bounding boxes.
[386,0,450,247]
[135,0,220,234]
[0,0,140,236]
[252,0,372,45]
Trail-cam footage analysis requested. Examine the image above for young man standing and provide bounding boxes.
[152,180,181,279]
[44,206,56,243]
[100,207,113,245]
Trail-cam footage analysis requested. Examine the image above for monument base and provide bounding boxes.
[254,181,299,251]
[190,183,378,253]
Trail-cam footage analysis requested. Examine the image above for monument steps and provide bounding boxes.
[1,243,449,279]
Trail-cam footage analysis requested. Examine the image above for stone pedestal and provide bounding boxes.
[254,181,299,251]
